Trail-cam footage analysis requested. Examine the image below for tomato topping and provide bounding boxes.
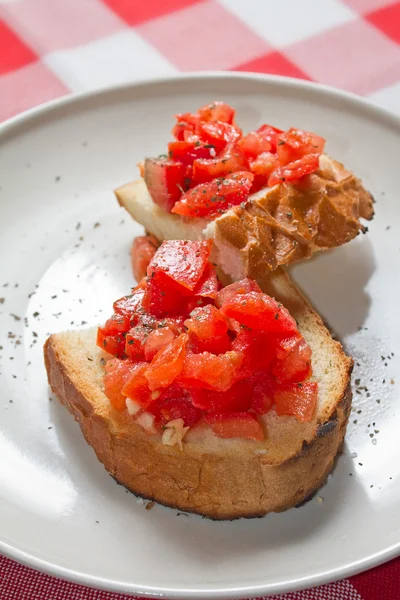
[143,325,176,362]
[268,154,320,187]
[191,143,246,185]
[131,235,158,282]
[220,291,297,335]
[104,359,139,411]
[179,351,242,392]
[238,131,272,159]
[168,140,214,165]
[185,304,231,354]
[276,128,325,166]
[197,101,235,124]
[274,382,318,422]
[172,112,201,141]
[121,362,152,408]
[172,171,254,219]
[199,122,241,154]
[249,152,280,192]
[100,240,318,443]
[145,333,188,390]
[147,240,211,292]
[144,157,188,212]
[205,412,265,441]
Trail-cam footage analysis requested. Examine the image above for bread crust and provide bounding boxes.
[44,268,353,520]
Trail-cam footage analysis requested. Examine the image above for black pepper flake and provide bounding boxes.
[55,176,61,182]
[33,312,40,318]
[87,357,93,362]
[355,378,360,385]
[0,298,4,304]
[10,314,21,321]
[358,462,363,466]
[93,222,100,229]
[48,426,53,430]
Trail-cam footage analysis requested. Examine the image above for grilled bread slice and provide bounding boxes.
[115,154,373,281]
[44,267,352,520]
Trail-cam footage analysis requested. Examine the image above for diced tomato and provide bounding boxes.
[145,333,188,390]
[113,286,145,319]
[238,131,272,159]
[147,240,211,292]
[197,101,235,124]
[143,325,176,362]
[272,336,312,383]
[256,124,283,152]
[220,291,297,335]
[179,351,242,392]
[193,264,219,300]
[276,128,325,166]
[102,312,131,335]
[249,152,279,192]
[172,112,201,141]
[148,396,202,427]
[172,171,254,219]
[184,304,231,354]
[144,158,188,212]
[274,381,318,422]
[231,329,276,378]
[97,327,126,357]
[131,235,158,282]
[190,379,252,412]
[250,371,274,415]
[216,277,262,308]
[268,154,320,187]
[199,122,241,154]
[191,143,246,185]
[121,362,152,408]
[142,270,186,318]
[167,140,214,165]
[125,325,148,361]
[104,359,139,411]
[205,412,264,441]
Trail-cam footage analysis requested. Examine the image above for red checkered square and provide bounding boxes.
[234,51,312,81]
[138,0,272,71]
[341,0,398,14]
[1,0,124,54]
[366,1,400,43]
[101,0,205,25]
[0,61,68,122]
[0,20,37,75]
[284,19,400,95]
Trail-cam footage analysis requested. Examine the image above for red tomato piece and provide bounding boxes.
[97,327,126,358]
[193,264,219,300]
[216,277,262,308]
[172,112,201,141]
[184,304,231,354]
[142,270,186,318]
[147,240,212,292]
[125,326,148,361]
[197,101,235,124]
[167,140,214,165]
[191,143,246,185]
[190,379,252,412]
[256,124,283,152]
[148,396,202,427]
[172,171,254,219]
[179,351,242,392]
[274,381,318,422]
[272,336,312,383]
[268,154,320,187]
[102,312,131,335]
[121,362,152,408]
[250,371,274,415]
[131,235,158,283]
[220,291,297,335]
[113,285,145,319]
[249,152,279,192]
[144,157,188,213]
[205,412,264,441]
[199,122,241,154]
[276,128,325,166]
[231,329,276,378]
[143,326,176,362]
[145,333,188,390]
[104,359,140,411]
[238,131,272,159]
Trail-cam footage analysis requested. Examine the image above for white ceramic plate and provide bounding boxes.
[0,73,399,599]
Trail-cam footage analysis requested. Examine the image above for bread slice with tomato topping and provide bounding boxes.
[116,101,373,280]
[44,260,352,520]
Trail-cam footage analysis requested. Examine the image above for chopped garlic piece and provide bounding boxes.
[136,411,157,434]
[162,418,189,451]
[151,390,161,400]
[126,398,141,416]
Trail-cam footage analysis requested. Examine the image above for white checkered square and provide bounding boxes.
[368,81,400,115]
[217,0,357,47]
[44,29,176,92]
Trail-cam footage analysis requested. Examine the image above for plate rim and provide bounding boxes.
[1,71,400,599]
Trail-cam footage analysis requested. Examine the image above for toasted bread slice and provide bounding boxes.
[116,154,373,280]
[44,267,352,520]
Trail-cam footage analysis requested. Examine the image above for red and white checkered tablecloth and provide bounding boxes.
[1,1,400,598]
